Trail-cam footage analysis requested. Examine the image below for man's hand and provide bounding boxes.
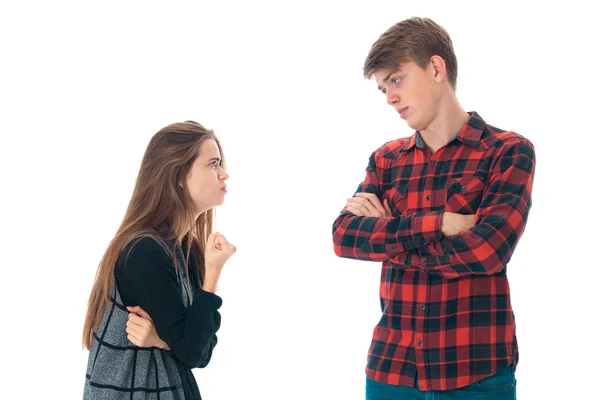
[345,193,393,218]
[441,212,476,236]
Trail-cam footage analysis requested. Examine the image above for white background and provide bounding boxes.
[1,1,598,399]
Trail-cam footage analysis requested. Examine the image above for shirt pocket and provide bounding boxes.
[384,185,408,216]
[445,176,484,214]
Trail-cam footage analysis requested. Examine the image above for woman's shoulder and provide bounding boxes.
[117,235,174,276]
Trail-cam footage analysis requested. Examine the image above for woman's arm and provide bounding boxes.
[115,237,223,369]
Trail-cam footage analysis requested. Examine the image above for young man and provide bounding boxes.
[332,17,535,399]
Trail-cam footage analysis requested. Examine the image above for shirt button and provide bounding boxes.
[420,304,426,310]
[432,160,437,165]
[418,341,423,346]
[421,258,427,264]
[391,245,397,251]
[425,195,430,201]
[460,186,467,192]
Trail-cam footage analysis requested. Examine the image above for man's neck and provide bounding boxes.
[419,95,469,153]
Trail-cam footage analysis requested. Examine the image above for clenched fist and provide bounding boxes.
[203,232,236,293]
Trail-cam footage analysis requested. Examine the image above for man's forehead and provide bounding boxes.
[375,66,403,81]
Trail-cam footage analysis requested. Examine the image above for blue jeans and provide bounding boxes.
[365,366,516,400]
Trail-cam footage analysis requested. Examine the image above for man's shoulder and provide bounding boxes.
[481,123,528,144]
[372,135,413,158]
[480,123,533,151]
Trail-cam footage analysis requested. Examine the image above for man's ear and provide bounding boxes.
[430,55,446,83]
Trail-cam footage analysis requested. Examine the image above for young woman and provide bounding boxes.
[82,121,236,399]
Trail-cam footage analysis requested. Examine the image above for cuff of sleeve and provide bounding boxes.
[194,289,223,309]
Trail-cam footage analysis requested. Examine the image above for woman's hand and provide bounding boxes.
[126,305,170,350]
[203,232,236,292]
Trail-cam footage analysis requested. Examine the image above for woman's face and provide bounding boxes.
[186,139,229,215]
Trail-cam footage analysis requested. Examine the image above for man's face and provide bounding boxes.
[374,60,441,131]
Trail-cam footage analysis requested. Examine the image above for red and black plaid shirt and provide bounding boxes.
[332,112,535,391]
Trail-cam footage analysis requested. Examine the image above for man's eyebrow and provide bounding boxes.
[377,70,399,91]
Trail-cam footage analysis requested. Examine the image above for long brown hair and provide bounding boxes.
[82,120,225,349]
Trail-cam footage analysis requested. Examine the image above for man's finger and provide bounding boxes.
[347,197,376,215]
[346,205,365,216]
[347,198,383,217]
[383,199,393,217]
[346,201,369,216]
[354,193,385,217]
[353,193,387,216]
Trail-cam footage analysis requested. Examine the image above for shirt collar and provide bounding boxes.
[399,111,486,151]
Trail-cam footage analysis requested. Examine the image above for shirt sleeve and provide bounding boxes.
[407,138,536,278]
[115,237,222,369]
[332,149,444,261]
